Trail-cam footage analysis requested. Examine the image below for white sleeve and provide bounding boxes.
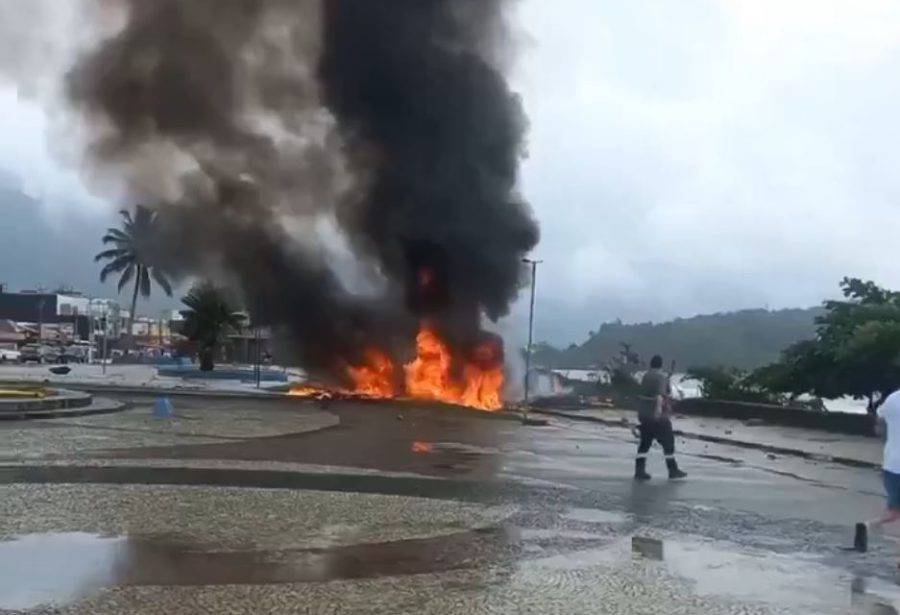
[878,395,896,419]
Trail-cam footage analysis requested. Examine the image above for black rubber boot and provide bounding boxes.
[666,458,687,480]
[634,458,651,481]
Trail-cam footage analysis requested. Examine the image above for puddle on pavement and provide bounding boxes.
[532,534,900,612]
[0,525,519,609]
[853,578,900,614]
[0,533,126,610]
[662,539,900,611]
[662,540,833,607]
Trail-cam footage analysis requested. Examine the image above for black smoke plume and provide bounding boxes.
[67,0,538,381]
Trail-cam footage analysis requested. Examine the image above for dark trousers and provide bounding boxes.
[637,418,675,457]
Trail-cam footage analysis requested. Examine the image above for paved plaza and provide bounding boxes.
[1,394,899,613]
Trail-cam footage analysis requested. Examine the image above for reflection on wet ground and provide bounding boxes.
[503,523,900,613]
[406,440,498,474]
[563,507,631,525]
[10,523,900,614]
[0,533,125,610]
[852,578,900,614]
[0,525,520,610]
[621,535,900,613]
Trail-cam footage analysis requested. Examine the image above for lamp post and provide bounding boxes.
[37,298,45,344]
[522,258,542,410]
[255,326,262,389]
[102,320,109,375]
[88,297,95,363]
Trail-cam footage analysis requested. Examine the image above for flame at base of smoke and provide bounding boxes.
[289,324,505,412]
[346,349,395,399]
[402,325,504,411]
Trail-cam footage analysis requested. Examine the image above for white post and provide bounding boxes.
[102,305,109,376]
[521,258,542,420]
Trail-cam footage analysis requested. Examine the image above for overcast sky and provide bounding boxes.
[3,1,900,345]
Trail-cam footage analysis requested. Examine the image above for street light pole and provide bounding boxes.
[88,297,95,363]
[522,258,542,409]
[37,298,45,345]
[255,326,262,389]
[102,324,108,375]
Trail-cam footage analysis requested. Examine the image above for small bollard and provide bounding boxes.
[632,535,664,560]
[153,396,174,419]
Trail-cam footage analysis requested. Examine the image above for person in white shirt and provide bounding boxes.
[855,389,900,552]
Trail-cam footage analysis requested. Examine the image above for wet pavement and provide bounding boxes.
[1,393,899,613]
[0,398,336,460]
[540,405,883,467]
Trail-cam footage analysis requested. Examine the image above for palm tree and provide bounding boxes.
[95,206,172,344]
[179,283,245,371]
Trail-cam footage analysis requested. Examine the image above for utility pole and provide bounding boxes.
[255,326,262,389]
[37,297,45,345]
[522,258,542,410]
[101,303,111,376]
[158,311,164,349]
[88,297,95,363]
[102,319,109,375]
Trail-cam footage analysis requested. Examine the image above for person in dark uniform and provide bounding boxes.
[635,355,687,481]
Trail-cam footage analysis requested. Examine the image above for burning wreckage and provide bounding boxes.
[66,0,539,410]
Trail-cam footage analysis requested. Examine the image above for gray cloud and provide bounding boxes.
[5,0,900,349]
[510,0,900,345]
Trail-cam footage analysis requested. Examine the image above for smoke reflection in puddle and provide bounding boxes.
[0,533,125,610]
[0,524,520,609]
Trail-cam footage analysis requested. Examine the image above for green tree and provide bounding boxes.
[687,366,782,404]
[609,369,641,396]
[753,278,900,413]
[95,206,172,342]
[179,283,244,371]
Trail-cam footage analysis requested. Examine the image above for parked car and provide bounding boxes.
[56,349,82,364]
[19,344,61,364]
[65,343,95,363]
[0,348,20,363]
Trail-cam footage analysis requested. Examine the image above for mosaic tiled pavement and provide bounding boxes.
[1,394,899,613]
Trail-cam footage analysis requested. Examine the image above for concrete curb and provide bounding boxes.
[15,382,286,401]
[532,408,880,470]
[0,388,93,412]
[0,397,127,421]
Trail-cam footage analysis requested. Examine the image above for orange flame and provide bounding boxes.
[347,349,395,398]
[403,324,504,411]
[411,441,434,454]
[404,326,462,402]
[460,336,505,411]
[286,386,334,400]
[460,369,504,410]
[289,324,504,411]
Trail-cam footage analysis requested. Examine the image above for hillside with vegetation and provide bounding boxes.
[532,307,822,371]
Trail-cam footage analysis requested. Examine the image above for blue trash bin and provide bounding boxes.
[153,397,174,419]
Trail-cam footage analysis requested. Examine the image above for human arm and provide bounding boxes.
[877,394,897,438]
